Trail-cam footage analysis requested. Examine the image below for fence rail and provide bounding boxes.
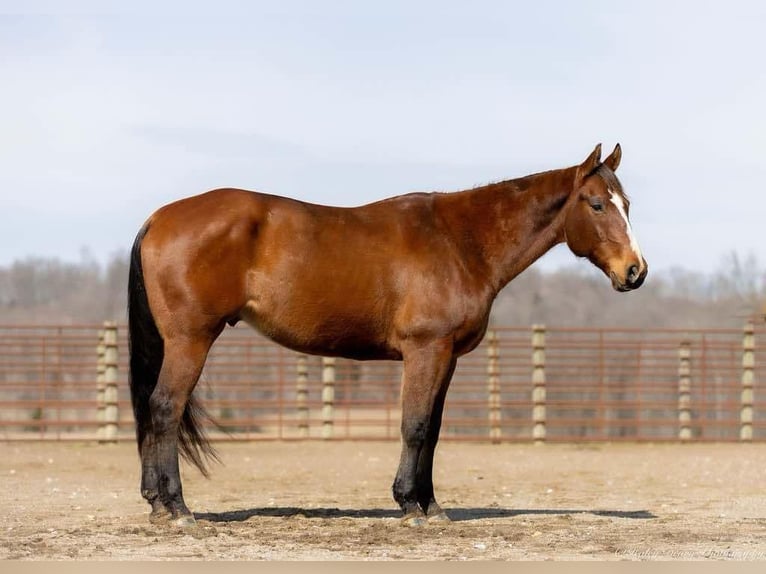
[0,322,763,442]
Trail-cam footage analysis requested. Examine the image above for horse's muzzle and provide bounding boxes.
[611,262,648,292]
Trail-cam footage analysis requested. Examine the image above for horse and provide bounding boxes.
[128,143,647,527]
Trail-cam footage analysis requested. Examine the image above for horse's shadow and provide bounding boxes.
[195,506,656,523]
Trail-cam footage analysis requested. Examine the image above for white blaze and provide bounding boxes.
[608,189,645,271]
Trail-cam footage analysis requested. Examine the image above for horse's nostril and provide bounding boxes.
[627,264,639,284]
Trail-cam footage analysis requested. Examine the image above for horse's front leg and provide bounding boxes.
[392,339,456,526]
[414,362,455,522]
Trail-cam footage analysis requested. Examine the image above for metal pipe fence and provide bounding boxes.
[0,322,763,442]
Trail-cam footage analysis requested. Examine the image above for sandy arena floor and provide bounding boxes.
[1,441,766,560]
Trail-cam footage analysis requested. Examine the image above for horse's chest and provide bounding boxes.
[452,314,491,357]
[437,279,495,355]
[394,277,493,352]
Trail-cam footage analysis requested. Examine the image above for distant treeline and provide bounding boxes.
[0,250,763,328]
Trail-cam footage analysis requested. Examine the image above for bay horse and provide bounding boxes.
[128,143,647,527]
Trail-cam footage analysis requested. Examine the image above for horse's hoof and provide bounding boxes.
[173,515,198,529]
[401,512,428,527]
[427,511,451,523]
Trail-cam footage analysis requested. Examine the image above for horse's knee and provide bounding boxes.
[401,415,429,446]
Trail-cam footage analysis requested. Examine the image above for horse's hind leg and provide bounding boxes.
[145,335,214,527]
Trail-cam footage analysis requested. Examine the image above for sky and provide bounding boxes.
[1,0,765,274]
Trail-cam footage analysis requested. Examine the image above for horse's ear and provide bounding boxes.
[603,143,621,172]
[574,143,602,188]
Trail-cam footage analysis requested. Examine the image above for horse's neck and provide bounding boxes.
[439,166,577,293]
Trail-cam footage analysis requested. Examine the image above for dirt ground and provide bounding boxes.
[1,441,766,561]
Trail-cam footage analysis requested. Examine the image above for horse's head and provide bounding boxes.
[564,143,648,292]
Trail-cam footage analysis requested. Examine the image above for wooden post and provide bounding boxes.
[741,322,755,442]
[678,339,692,441]
[532,324,546,444]
[96,330,106,441]
[321,357,335,439]
[487,330,501,443]
[101,322,119,443]
[296,354,309,437]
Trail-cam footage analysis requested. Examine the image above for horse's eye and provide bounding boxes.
[590,201,604,212]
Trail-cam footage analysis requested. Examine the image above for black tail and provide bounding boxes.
[128,223,218,476]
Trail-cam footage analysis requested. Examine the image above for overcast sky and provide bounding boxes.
[1,0,764,274]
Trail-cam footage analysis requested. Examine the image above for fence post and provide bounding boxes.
[322,357,336,439]
[96,330,106,441]
[487,330,501,443]
[532,324,546,444]
[296,354,309,437]
[678,339,692,441]
[101,321,119,444]
[741,321,755,442]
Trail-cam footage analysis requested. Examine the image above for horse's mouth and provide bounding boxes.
[609,271,635,292]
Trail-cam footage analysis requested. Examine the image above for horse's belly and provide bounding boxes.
[240,300,400,361]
